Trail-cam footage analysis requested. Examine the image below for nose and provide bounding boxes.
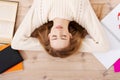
[55,31,63,37]
[55,29,63,33]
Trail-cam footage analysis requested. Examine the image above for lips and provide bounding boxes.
[56,25,63,29]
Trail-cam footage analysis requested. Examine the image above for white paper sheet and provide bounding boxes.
[101,4,120,41]
[92,4,120,69]
[92,28,120,69]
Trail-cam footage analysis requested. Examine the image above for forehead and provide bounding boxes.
[50,39,70,50]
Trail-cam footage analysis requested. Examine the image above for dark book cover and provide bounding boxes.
[0,46,23,74]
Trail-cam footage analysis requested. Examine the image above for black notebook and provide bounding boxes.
[0,46,23,74]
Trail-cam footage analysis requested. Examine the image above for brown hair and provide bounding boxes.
[31,21,87,58]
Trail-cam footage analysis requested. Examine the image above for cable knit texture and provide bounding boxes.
[11,0,109,53]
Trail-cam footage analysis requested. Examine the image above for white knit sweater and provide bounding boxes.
[11,0,109,53]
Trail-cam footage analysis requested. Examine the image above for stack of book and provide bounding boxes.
[0,0,23,74]
[0,44,23,74]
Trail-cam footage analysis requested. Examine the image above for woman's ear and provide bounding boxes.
[69,33,72,39]
[48,33,51,39]
[31,29,38,37]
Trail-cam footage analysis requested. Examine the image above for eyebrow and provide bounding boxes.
[52,38,67,40]
[61,38,67,40]
[51,35,67,40]
[61,35,67,40]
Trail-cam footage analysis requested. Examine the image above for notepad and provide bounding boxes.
[0,0,18,44]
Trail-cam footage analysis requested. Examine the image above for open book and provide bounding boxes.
[0,0,18,44]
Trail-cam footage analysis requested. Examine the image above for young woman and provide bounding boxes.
[11,0,109,58]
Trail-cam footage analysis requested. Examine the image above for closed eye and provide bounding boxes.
[51,35,68,40]
[52,35,57,40]
[61,35,67,40]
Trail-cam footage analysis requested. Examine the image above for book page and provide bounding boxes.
[0,1,18,44]
[0,21,14,38]
[0,21,14,43]
[101,4,120,42]
[0,1,18,22]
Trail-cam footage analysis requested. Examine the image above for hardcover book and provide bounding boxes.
[0,44,23,73]
[0,46,23,74]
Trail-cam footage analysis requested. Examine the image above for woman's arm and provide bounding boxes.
[11,0,44,51]
[79,0,109,53]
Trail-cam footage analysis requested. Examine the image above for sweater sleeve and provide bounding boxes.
[79,0,110,53]
[11,0,44,51]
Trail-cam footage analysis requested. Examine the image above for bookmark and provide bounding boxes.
[114,59,120,72]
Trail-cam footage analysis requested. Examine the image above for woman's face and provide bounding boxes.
[48,25,72,50]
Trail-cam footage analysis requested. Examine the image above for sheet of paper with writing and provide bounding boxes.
[92,4,120,69]
[101,4,120,42]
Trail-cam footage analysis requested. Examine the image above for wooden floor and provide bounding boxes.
[0,0,120,80]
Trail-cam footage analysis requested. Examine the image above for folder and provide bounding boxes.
[4,62,23,73]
